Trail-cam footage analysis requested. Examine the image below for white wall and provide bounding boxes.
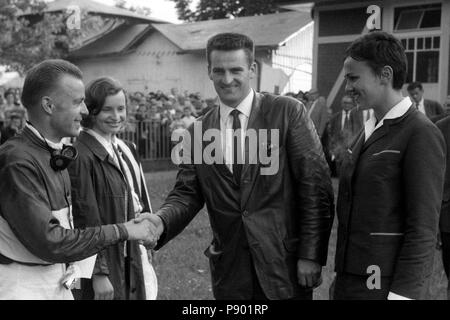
[75,31,218,98]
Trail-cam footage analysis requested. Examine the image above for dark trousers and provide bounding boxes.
[333,272,392,300]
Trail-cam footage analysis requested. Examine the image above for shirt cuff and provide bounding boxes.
[387,292,413,300]
[115,224,129,241]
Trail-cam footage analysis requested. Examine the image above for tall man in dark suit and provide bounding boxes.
[407,81,444,122]
[326,94,359,176]
[436,116,450,299]
[138,33,334,300]
[335,31,445,300]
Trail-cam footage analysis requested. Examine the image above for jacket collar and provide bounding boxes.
[22,126,51,153]
[363,105,415,152]
[77,130,119,169]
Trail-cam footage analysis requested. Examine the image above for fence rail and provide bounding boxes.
[118,120,173,161]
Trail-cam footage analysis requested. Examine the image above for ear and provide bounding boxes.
[249,61,257,79]
[380,65,394,86]
[41,97,54,115]
[207,65,213,81]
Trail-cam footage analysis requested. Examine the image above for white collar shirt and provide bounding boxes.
[341,110,351,131]
[26,123,64,150]
[219,89,254,172]
[410,97,426,115]
[364,97,411,142]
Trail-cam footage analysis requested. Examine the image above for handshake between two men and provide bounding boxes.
[123,212,324,290]
[123,213,164,248]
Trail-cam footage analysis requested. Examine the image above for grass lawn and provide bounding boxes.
[145,170,448,300]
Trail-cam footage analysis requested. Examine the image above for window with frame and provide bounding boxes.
[401,36,440,83]
[394,4,441,31]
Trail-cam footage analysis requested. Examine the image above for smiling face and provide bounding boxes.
[343,57,384,110]
[208,49,256,108]
[341,95,355,112]
[49,75,87,139]
[408,87,423,104]
[92,90,127,140]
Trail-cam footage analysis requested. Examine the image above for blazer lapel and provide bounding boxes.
[346,130,365,182]
[361,122,390,152]
[79,131,122,172]
[203,106,236,185]
[241,93,265,208]
[424,100,432,116]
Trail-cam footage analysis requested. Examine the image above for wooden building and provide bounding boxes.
[69,11,313,97]
[276,0,450,113]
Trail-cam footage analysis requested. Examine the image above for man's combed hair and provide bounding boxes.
[82,77,125,128]
[206,33,255,66]
[345,31,407,90]
[407,81,423,91]
[21,59,83,110]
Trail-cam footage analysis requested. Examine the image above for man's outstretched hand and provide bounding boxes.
[133,212,165,249]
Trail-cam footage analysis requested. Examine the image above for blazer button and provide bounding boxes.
[242,210,249,217]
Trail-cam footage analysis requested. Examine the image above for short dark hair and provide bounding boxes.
[344,31,407,90]
[82,77,125,128]
[206,33,255,67]
[407,81,423,91]
[21,59,83,110]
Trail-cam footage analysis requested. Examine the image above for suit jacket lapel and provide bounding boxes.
[79,131,122,172]
[362,123,390,152]
[347,130,365,182]
[241,93,265,208]
[424,100,431,116]
[203,106,236,185]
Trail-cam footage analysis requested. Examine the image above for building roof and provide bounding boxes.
[70,23,151,59]
[33,0,169,24]
[70,11,312,59]
[153,11,312,51]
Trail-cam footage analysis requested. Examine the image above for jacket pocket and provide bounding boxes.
[368,149,401,162]
[372,150,400,156]
[369,233,404,244]
[368,233,404,276]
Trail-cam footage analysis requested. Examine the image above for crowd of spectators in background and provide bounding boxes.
[0,87,28,144]
[4,83,447,162]
[0,85,219,157]
[121,87,219,158]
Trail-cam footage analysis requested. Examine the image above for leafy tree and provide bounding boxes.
[0,0,66,73]
[171,0,279,22]
[114,0,152,17]
[0,0,114,74]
